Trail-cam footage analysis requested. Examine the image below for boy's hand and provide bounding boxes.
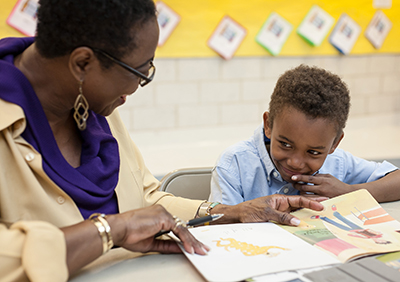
[292,173,354,198]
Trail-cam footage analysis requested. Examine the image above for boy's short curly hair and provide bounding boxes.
[268,64,350,135]
[35,0,156,68]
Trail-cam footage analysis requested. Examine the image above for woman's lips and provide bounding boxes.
[120,95,127,104]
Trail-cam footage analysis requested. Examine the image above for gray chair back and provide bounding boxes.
[159,167,212,200]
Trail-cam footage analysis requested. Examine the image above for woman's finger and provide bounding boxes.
[172,221,209,255]
[263,208,302,226]
[286,196,325,211]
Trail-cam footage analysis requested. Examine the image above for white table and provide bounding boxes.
[69,250,206,282]
[69,201,400,282]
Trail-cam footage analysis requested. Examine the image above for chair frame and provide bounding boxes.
[159,167,213,200]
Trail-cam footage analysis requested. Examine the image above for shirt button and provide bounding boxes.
[25,153,35,162]
[273,172,279,178]
[57,196,65,204]
[283,188,289,194]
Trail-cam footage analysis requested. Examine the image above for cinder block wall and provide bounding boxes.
[118,55,400,177]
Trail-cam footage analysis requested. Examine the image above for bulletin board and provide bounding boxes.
[1,0,399,58]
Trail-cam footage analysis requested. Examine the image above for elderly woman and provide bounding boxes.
[0,0,325,281]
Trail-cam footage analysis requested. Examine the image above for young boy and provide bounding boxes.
[209,65,400,205]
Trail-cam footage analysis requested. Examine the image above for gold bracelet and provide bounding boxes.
[89,213,113,254]
[197,201,221,218]
[96,215,114,251]
[197,201,209,218]
[206,202,221,216]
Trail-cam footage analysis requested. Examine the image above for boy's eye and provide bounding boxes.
[309,150,321,155]
[279,141,291,148]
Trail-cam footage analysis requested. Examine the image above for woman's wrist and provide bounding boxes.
[89,213,114,254]
[102,213,127,247]
[208,204,241,224]
[197,201,221,217]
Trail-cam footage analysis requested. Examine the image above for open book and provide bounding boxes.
[182,190,400,282]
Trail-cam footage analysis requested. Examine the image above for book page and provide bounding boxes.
[184,222,340,282]
[280,189,400,263]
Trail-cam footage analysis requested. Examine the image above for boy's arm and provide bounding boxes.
[292,169,400,203]
[293,150,400,202]
[209,166,245,205]
[351,169,400,202]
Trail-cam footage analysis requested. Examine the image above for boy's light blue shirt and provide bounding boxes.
[209,124,398,205]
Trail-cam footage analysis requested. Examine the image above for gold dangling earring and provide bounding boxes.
[73,80,89,131]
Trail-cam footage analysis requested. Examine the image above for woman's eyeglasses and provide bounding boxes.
[91,48,155,87]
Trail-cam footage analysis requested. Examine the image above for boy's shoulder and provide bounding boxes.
[221,138,257,158]
[322,147,376,172]
[327,148,364,161]
[216,137,259,167]
[216,124,267,170]
[324,148,356,165]
[328,148,346,158]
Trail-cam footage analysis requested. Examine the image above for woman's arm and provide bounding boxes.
[62,205,208,275]
[208,194,326,225]
[0,221,67,282]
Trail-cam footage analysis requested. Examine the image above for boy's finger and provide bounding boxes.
[292,174,317,184]
[294,183,313,193]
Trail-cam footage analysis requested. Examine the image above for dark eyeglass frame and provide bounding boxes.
[91,48,155,87]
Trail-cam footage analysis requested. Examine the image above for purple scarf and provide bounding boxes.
[0,37,119,219]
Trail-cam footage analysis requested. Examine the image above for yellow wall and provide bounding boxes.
[1,0,399,57]
[0,0,24,38]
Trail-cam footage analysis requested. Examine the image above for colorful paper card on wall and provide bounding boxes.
[329,14,361,55]
[6,0,39,36]
[297,5,335,47]
[156,1,181,47]
[255,12,292,56]
[207,16,247,60]
[364,10,392,49]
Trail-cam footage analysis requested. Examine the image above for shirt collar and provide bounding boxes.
[253,123,284,184]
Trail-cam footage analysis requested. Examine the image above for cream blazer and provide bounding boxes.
[0,99,204,282]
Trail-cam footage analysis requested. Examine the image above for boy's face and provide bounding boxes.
[263,106,343,184]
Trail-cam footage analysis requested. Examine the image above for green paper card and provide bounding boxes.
[297,5,335,47]
[255,12,292,56]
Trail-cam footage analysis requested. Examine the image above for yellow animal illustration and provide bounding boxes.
[214,238,289,256]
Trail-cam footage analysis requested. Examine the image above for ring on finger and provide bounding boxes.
[172,216,187,231]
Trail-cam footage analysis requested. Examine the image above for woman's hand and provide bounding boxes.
[210,194,326,226]
[108,205,209,255]
[292,173,353,198]
[62,205,208,276]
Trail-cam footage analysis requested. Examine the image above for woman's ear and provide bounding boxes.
[263,111,272,138]
[68,47,96,81]
[329,131,344,154]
